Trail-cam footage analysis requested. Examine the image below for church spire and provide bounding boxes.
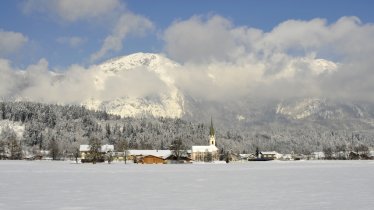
[209,117,215,137]
[209,117,216,146]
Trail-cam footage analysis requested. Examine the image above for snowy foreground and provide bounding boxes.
[0,161,373,210]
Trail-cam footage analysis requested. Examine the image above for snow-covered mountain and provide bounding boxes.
[82,53,184,118]
[80,53,374,131]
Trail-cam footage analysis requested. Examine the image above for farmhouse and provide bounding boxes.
[139,155,165,164]
[128,150,172,164]
[261,151,282,160]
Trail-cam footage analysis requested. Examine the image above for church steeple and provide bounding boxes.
[209,117,215,137]
[209,117,216,146]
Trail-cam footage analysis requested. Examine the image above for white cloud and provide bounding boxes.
[0,56,167,104]
[164,15,239,63]
[163,15,374,102]
[90,13,154,62]
[57,36,86,48]
[2,15,374,105]
[0,29,28,55]
[22,0,121,22]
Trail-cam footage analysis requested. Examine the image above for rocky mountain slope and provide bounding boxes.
[82,53,184,118]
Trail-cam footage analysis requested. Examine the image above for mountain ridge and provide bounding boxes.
[78,53,374,132]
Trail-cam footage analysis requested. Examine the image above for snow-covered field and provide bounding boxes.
[0,161,373,210]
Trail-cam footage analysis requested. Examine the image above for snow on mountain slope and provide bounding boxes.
[83,53,184,118]
[309,58,337,75]
[0,120,24,139]
[275,98,370,120]
[276,98,325,119]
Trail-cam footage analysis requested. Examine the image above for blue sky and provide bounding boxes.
[1,0,373,68]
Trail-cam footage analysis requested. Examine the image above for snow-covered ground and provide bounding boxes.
[0,160,373,210]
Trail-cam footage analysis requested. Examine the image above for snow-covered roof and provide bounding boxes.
[191,145,218,153]
[128,150,172,159]
[369,151,374,157]
[261,151,283,159]
[79,144,114,152]
[313,152,325,158]
[80,145,90,152]
[101,144,114,152]
[282,154,293,158]
[239,154,255,158]
[261,151,279,155]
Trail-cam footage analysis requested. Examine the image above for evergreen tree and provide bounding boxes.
[49,136,60,160]
[0,139,6,159]
[9,136,22,160]
[88,137,102,164]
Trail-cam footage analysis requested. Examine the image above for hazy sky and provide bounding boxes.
[1,0,374,103]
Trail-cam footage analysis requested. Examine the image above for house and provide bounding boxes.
[191,118,219,162]
[279,154,293,161]
[139,155,166,164]
[261,151,282,160]
[370,150,374,159]
[239,153,256,161]
[312,152,325,160]
[79,144,114,162]
[128,150,172,159]
[128,150,172,163]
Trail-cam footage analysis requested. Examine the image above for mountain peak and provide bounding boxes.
[99,52,178,73]
[83,53,184,118]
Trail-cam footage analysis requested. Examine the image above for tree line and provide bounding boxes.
[0,101,373,160]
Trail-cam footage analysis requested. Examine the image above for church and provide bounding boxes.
[191,118,219,162]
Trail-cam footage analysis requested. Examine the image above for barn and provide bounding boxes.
[139,155,165,164]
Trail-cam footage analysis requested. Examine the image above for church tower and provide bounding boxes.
[209,117,216,146]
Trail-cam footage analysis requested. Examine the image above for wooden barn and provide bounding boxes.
[139,155,165,164]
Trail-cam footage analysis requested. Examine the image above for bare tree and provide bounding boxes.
[49,136,60,160]
[9,136,22,160]
[170,138,186,161]
[335,144,347,160]
[323,146,333,160]
[73,148,80,163]
[355,144,370,159]
[116,138,129,164]
[106,151,113,164]
[68,142,80,163]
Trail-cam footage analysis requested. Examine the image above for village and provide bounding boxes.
[76,119,374,164]
[2,118,373,163]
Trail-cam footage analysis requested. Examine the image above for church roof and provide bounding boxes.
[128,150,172,159]
[192,145,218,153]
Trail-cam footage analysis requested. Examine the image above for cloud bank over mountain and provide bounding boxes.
[166,15,373,102]
[1,15,374,113]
